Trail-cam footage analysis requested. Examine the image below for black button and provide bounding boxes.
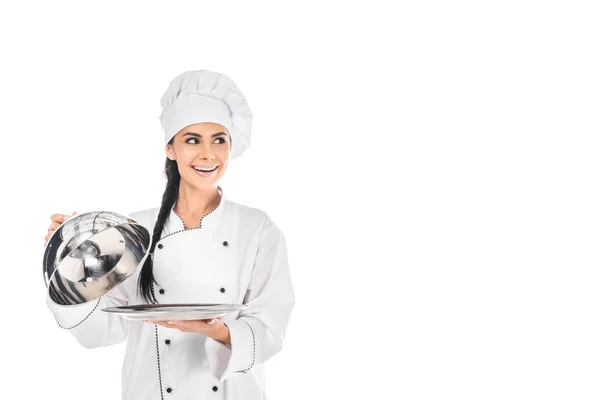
[220,287,225,293]
[222,241,228,246]
[166,388,172,393]
[212,386,218,392]
[158,243,163,249]
[159,289,165,295]
[165,340,170,345]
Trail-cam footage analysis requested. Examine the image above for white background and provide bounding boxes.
[0,1,599,399]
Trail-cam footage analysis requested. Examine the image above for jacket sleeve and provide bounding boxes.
[205,215,295,381]
[45,280,130,349]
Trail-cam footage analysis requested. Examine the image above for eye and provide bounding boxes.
[186,138,199,144]
[215,137,226,144]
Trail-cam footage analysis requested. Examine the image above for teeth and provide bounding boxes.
[193,166,217,172]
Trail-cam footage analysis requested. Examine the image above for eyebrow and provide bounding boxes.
[182,131,227,138]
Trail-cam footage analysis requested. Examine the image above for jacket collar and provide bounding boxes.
[168,185,226,232]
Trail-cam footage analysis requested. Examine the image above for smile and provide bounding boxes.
[191,165,219,178]
[193,165,218,172]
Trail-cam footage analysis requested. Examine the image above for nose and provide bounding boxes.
[197,142,216,160]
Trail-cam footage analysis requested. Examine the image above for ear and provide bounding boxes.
[165,145,175,161]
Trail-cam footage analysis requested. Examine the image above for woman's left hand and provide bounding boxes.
[146,318,231,344]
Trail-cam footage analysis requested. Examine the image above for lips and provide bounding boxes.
[191,165,219,178]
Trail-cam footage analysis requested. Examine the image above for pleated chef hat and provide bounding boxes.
[159,70,253,159]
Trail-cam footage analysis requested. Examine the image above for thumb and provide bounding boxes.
[207,318,224,330]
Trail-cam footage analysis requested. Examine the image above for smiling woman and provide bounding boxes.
[43,70,295,400]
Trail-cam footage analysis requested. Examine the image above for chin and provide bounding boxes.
[189,176,221,189]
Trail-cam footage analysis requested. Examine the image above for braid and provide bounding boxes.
[138,152,180,304]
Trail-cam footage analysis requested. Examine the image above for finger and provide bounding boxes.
[205,319,218,328]
[47,212,77,242]
[152,320,176,328]
[48,221,61,231]
[166,320,195,332]
[50,214,63,223]
[206,318,225,329]
[45,231,54,244]
[185,319,217,330]
[50,214,68,223]
[50,212,77,224]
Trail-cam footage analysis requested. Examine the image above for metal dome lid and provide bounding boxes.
[43,211,152,306]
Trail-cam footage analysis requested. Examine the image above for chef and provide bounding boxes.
[44,70,295,399]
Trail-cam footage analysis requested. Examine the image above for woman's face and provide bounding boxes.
[166,122,232,191]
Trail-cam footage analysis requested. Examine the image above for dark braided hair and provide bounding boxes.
[137,139,180,304]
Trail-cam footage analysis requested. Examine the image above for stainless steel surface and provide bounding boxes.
[109,311,228,322]
[43,211,152,306]
[102,303,246,321]
[106,304,247,312]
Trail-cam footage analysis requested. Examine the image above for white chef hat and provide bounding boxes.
[159,70,253,159]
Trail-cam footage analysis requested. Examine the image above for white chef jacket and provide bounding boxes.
[45,188,295,400]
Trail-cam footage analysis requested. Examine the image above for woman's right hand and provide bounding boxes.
[44,211,77,247]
